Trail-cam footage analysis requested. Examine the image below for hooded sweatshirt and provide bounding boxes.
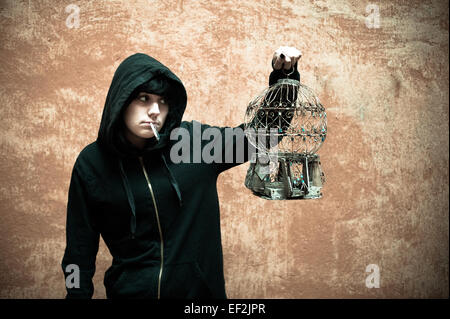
[61,53,299,299]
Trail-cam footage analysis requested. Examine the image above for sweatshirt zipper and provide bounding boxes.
[138,157,164,299]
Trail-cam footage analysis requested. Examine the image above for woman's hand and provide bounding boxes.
[272,46,302,70]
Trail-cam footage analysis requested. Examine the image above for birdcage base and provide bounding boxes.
[244,154,325,200]
[249,184,323,200]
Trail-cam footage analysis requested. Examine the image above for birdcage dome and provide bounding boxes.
[244,78,327,156]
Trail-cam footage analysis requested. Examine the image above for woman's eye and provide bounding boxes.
[138,95,147,102]
[160,99,167,104]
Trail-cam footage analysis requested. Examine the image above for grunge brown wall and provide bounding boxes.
[0,0,448,298]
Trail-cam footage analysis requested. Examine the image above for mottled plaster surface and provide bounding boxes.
[0,0,448,298]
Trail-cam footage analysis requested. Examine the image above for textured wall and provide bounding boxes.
[0,0,448,298]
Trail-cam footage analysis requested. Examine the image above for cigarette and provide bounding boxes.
[150,123,160,141]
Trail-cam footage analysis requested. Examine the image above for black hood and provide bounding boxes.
[97,53,187,157]
[96,53,186,238]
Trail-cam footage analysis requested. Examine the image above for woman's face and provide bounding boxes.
[123,92,169,149]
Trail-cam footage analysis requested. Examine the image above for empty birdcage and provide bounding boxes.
[243,73,327,200]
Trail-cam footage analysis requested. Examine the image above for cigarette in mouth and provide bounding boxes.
[150,123,160,141]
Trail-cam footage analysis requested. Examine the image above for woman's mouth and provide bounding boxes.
[141,121,159,127]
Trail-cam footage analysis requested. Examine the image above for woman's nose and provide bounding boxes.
[148,102,161,116]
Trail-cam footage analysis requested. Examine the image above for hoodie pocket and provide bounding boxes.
[161,262,213,299]
[105,264,159,299]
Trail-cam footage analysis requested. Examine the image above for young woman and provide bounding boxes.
[61,47,301,299]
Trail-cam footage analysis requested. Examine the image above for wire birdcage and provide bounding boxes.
[243,76,327,200]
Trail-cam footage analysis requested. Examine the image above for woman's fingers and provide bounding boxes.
[272,46,302,70]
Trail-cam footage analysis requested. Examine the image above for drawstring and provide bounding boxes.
[118,154,183,239]
[118,159,137,239]
[161,153,183,207]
